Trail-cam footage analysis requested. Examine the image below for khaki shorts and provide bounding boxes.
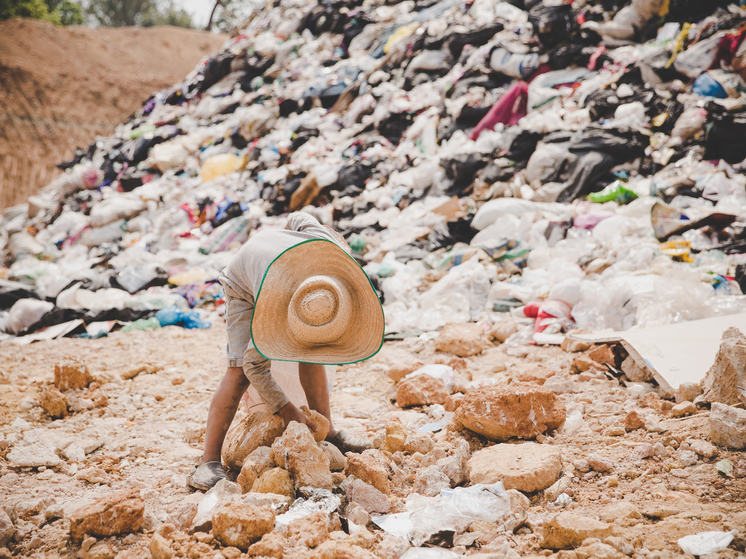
[223,286,257,369]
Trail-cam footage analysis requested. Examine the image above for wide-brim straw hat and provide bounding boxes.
[251,239,384,364]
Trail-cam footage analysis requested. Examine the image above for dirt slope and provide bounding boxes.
[0,19,227,210]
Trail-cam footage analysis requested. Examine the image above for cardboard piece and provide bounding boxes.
[569,313,746,390]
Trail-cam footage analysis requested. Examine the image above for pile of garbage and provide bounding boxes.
[4,0,746,343]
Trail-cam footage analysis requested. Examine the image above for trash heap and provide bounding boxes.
[4,0,746,343]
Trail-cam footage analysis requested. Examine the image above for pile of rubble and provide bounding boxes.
[4,0,746,343]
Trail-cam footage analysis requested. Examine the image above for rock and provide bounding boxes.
[413,465,451,496]
[75,467,112,485]
[506,489,530,531]
[573,542,624,559]
[599,502,641,523]
[248,532,285,558]
[639,490,698,519]
[396,375,448,408]
[489,318,520,343]
[345,502,371,527]
[212,503,275,550]
[346,478,390,513]
[346,452,390,495]
[68,489,145,543]
[468,442,562,493]
[0,509,14,547]
[288,510,329,548]
[571,355,599,374]
[39,386,69,419]
[630,443,654,461]
[513,367,556,385]
[586,454,613,473]
[404,432,434,455]
[671,401,696,418]
[271,421,332,490]
[382,421,408,453]
[455,384,566,441]
[240,493,291,514]
[586,345,615,366]
[709,402,746,449]
[386,359,424,383]
[7,443,61,468]
[223,412,285,470]
[689,439,718,459]
[675,382,703,404]
[605,536,634,556]
[624,410,646,432]
[301,406,330,442]
[149,533,173,559]
[436,439,469,486]
[54,357,94,391]
[165,493,202,531]
[541,512,612,550]
[320,441,347,471]
[560,333,593,353]
[544,477,572,502]
[316,540,378,559]
[543,375,576,394]
[678,449,697,467]
[733,460,746,478]
[436,322,489,357]
[237,464,259,494]
[621,355,651,382]
[444,393,464,412]
[701,327,746,406]
[251,468,294,499]
[572,459,590,474]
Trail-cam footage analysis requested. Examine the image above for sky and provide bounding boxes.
[174,0,217,30]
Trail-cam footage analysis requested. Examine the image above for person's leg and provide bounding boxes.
[200,367,250,464]
[298,362,337,437]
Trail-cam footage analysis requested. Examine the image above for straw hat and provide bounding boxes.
[251,239,384,364]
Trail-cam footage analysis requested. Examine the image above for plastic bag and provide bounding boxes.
[374,481,511,546]
[671,108,707,142]
[674,32,725,79]
[587,180,638,204]
[693,72,728,98]
[155,306,211,329]
[678,530,737,555]
[199,215,252,255]
[201,153,245,182]
[489,48,540,79]
[275,488,341,529]
[121,317,161,332]
[6,299,54,335]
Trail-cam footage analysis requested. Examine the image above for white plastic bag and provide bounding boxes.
[674,32,726,79]
[6,299,54,335]
[678,530,737,555]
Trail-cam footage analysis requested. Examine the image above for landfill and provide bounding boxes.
[2,0,746,558]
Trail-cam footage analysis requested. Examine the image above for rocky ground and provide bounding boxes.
[1,318,745,559]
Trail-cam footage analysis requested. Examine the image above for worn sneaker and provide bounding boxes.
[186,461,228,491]
[327,430,373,454]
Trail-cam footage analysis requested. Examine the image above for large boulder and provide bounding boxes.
[709,402,746,449]
[271,421,332,490]
[396,375,448,408]
[54,357,94,391]
[346,452,390,495]
[222,412,285,470]
[68,490,144,543]
[468,442,562,492]
[455,383,566,441]
[436,323,489,357]
[702,327,746,406]
[212,503,275,551]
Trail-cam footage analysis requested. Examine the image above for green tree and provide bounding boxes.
[0,0,83,25]
[141,1,192,28]
[85,0,153,27]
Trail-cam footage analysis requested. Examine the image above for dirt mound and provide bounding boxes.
[0,19,226,209]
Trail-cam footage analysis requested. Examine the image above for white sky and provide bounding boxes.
[174,0,217,29]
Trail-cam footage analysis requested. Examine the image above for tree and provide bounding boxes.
[85,0,153,27]
[0,0,83,25]
[142,1,192,28]
[206,0,254,33]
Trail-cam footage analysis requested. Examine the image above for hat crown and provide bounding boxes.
[287,275,352,345]
[297,288,338,326]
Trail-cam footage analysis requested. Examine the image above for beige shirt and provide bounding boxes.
[219,212,339,412]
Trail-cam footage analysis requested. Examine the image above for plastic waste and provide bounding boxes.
[374,481,511,546]
[121,317,161,332]
[401,548,460,559]
[199,215,252,255]
[6,299,54,335]
[275,488,340,529]
[489,48,540,79]
[678,530,737,555]
[201,153,246,182]
[587,181,638,204]
[155,306,211,329]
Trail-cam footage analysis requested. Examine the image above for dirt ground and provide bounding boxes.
[0,19,227,210]
[0,318,744,559]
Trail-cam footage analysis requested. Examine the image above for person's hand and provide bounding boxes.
[277,402,317,433]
